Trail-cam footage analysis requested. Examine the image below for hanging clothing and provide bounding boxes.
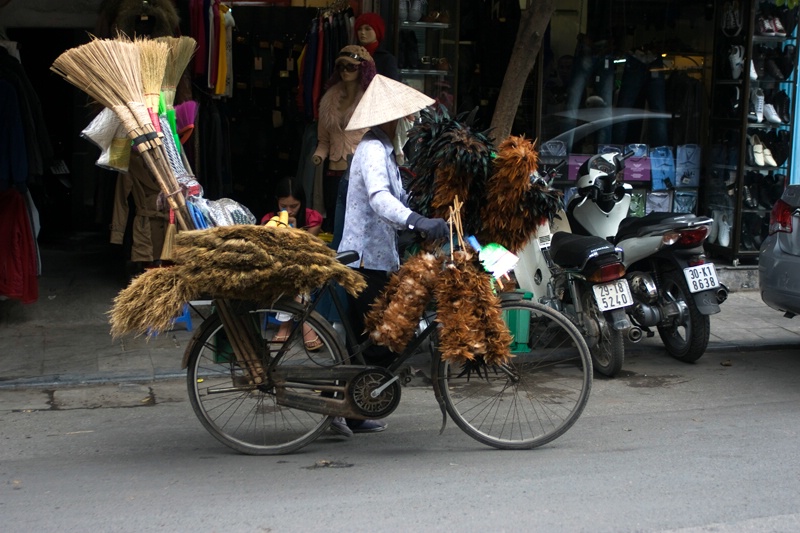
[0,188,38,304]
[110,152,168,263]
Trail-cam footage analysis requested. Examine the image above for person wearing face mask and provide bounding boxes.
[331,74,444,437]
[312,45,377,235]
[354,12,400,81]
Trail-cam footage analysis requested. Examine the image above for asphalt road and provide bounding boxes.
[2,347,800,533]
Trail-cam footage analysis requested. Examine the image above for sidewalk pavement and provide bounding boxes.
[1,234,798,389]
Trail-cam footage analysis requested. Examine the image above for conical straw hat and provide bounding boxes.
[346,74,435,131]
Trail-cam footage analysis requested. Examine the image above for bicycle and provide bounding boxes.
[183,250,593,455]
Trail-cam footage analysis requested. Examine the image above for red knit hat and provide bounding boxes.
[355,12,385,44]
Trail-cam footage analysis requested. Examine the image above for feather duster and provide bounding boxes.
[433,250,512,365]
[365,252,441,352]
[109,225,366,338]
[479,135,564,253]
[406,107,494,235]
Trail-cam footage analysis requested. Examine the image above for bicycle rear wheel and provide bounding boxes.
[186,299,346,455]
[438,299,592,449]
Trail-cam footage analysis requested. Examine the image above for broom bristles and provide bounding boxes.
[158,36,197,108]
[135,37,169,113]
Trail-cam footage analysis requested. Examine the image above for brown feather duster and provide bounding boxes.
[109,225,366,338]
[365,252,441,352]
[479,135,563,254]
[433,250,509,365]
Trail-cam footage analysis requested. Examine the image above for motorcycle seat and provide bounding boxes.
[550,231,620,269]
[615,212,712,243]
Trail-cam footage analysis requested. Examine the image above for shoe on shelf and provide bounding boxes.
[774,90,792,123]
[764,103,783,124]
[709,210,720,244]
[408,0,426,22]
[729,45,744,79]
[772,15,788,36]
[758,15,776,35]
[750,135,766,166]
[398,0,409,21]
[766,58,786,81]
[718,213,732,247]
[763,146,778,167]
[750,59,759,80]
[752,88,765,122]
[722,1,743,36]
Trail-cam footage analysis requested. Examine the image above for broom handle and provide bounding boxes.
[215,299,265,385]
[138,149,192,230]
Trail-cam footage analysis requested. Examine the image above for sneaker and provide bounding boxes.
[758,15,776,35]
[722,1,742,36]
[752,88,765,122]
[709,210,720,244]
[408,0,426,22]
[750,59,758,80]
[398,0,409,21]
[764,103,783,124]
[718,213,731,247]
[728,45,744,79]
[772,16,787,36]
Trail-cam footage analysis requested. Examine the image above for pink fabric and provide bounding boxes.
[568,154,591,181]
[624,156,652,182]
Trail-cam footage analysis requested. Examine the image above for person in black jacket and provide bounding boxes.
[354,12,400,81]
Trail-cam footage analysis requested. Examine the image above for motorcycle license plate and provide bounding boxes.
[683,264,720,293]
[593,280,633,312]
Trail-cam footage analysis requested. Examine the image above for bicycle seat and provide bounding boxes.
[336,250,359,265]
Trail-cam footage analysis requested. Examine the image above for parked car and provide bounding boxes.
[759,184,800,317]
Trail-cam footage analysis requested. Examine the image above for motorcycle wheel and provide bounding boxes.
[582,291,625,377]
[656,269,710,362]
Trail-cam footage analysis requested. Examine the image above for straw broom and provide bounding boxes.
[160,209,177,262]
[51,38,193,231]
[157,36,197,151]
[135,37,169,133]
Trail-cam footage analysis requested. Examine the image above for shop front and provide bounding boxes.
[1,0,799,306]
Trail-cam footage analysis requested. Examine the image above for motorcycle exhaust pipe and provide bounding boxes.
[627,326,643,343]
[716,284,729,304]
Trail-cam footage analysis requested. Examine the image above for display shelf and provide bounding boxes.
[704,0,798,263]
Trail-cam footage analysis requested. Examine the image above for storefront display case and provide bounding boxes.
[705,0,799,264]
[393,0,460,114]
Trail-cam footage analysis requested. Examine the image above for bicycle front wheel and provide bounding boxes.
[186,299,346,455]
[438,299,592,450]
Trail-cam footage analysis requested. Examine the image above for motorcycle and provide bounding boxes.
[566,151,728,363]
[514,163,634,377]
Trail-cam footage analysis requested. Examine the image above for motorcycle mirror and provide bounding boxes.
[614,150,635,170]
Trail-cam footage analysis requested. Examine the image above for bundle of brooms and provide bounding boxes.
[109,225,366,338]
[50,36,193,231]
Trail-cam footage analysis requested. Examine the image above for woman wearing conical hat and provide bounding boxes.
[332,75,445,436]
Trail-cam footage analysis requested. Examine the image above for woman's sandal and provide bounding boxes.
[303,324,324,351]
[272,322,291,343]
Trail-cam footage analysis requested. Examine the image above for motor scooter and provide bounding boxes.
[514,163,634,377]
[566,151,729,362]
